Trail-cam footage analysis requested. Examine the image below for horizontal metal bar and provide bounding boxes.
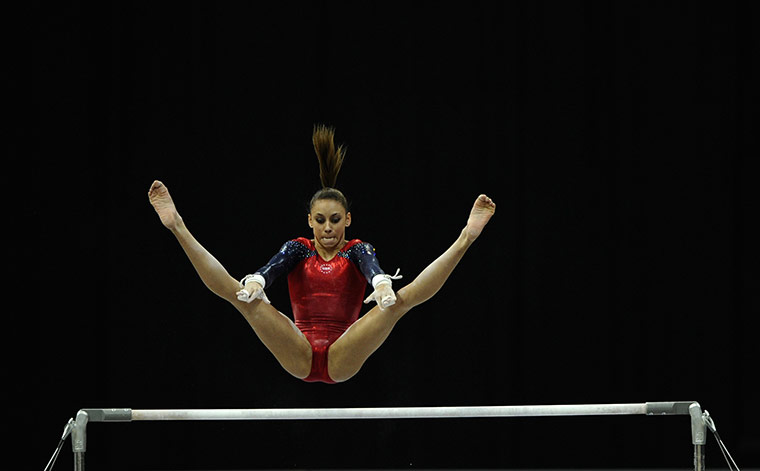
[80,402,696,423]
[125,403,651,421]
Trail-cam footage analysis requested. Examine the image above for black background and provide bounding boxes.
[35,1,757,470]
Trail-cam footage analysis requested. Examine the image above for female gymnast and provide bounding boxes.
[148,125,495,383]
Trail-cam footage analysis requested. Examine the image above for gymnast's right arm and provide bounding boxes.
[236,240,309,303]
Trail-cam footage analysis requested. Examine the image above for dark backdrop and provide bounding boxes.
[36,1,756,470]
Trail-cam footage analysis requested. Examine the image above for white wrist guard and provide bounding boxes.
[238,274,270,304]
[371,268,403,289]
[239,274,266,289]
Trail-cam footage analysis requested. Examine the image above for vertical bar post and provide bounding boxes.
[71,410,89,471]
[689,403,706,471]
[694,445,705,471]
[73,452,85,471]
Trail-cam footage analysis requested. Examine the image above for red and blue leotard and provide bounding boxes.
[253,237,386,383]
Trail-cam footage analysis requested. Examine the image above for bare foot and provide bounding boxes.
[464,194,496,242]
[148,180,182,230]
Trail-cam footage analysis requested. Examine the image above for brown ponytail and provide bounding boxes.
[310,124,349,211]
[312,124,346,188]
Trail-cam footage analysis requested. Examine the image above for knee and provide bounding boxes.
[390,287,416,315]
[233,297,268,320]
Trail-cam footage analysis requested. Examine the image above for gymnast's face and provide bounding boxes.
[308,199,352,251]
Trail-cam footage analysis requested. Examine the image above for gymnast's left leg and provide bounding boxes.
[327,194,496,382]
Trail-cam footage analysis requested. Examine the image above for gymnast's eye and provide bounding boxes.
[315,217,325,224]
[331,216,342,224]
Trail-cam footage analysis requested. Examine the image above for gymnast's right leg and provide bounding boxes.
[148,180,312,378]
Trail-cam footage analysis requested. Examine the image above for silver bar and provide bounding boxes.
[130,403,648,421]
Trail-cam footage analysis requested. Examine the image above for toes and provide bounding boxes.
[476,194,495,208]
[149,181,168,199]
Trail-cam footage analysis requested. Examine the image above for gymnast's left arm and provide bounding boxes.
[348,242,402,310]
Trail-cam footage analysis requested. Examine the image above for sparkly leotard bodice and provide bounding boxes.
[253,237,386,382]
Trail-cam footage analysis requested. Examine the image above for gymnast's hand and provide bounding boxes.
[364,282,397,310]
[236,280,270,304]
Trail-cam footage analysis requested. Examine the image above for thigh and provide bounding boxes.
[327,299,411,382]
[234,299,313,379]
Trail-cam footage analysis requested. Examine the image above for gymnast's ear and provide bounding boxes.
[307,212,314,228]
[345,212,352,227]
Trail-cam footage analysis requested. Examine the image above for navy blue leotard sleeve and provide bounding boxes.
[254,240,313,287]
[345,242,385,284]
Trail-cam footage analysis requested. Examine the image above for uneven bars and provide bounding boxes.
[81,401,694,422]
[65,402,706,471]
